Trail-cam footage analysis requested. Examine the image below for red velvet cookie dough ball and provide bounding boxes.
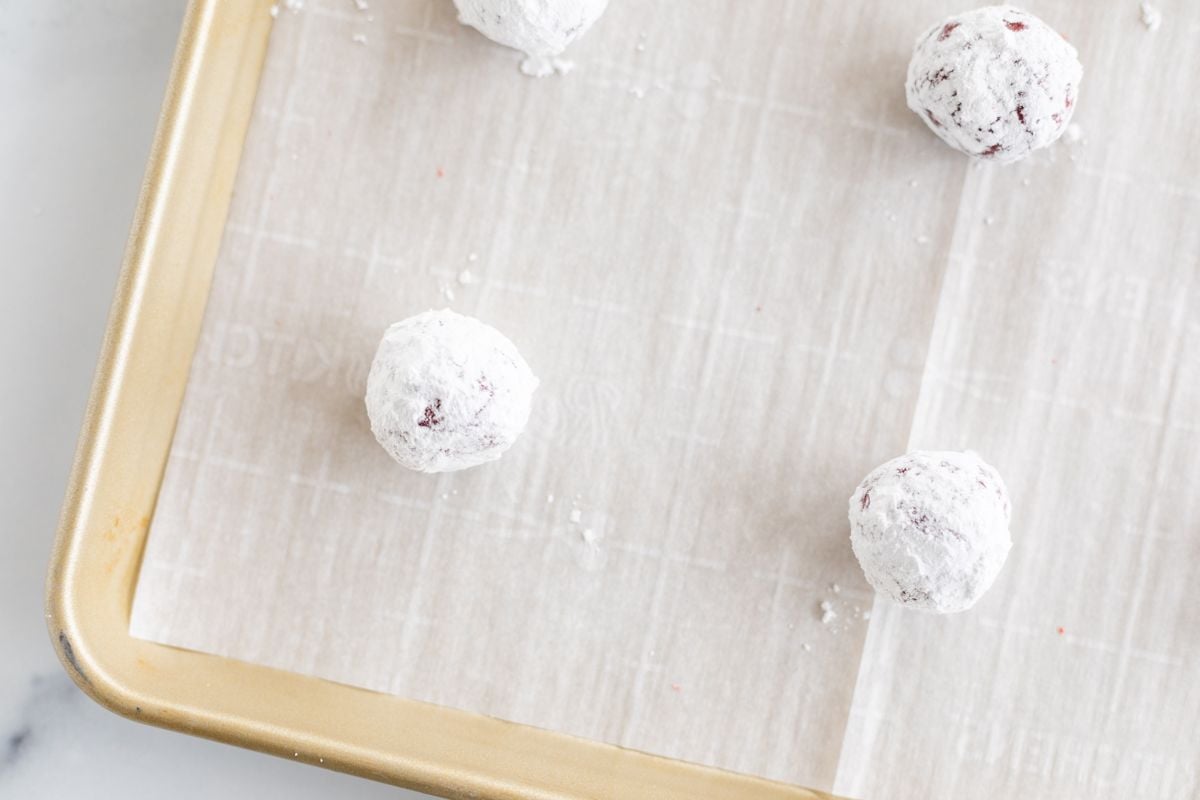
[365,310,539,473]
[848,451,1013,613]
[906,6,1082,164]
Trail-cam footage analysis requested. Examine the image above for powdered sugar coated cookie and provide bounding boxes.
[848,451,1012,613]
[365,310,538,473]
[906,6,1082,164]
[454,0,609,75]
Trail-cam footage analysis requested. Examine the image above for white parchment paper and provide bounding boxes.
[131,0,1200,795]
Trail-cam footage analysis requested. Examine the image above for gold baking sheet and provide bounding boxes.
[53,0,1200,797]
[43,0,834,797]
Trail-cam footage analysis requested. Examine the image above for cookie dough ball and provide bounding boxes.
[453,0,609,75]
[365,310,538,473]
[906,6,1082,164]
[848,451,1012,613]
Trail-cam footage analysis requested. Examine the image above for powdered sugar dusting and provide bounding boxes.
[519,56,576,78]
[1139,2,1162,31]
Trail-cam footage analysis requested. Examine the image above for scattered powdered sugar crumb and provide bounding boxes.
[581,528,599,543]
[1139,2,1162,31]
[568,508,582,524]
[353,0,369,10]
[284,0,303,11]
[908,179,920,188]
[269,4,279,18]
[915,234,931,245]
[862,610,872,621]
[629,86,646,99]
[831,583,841,594]
[546,494,554,504]
[1065,123,1084,143]
[467,252,479,263]
[519,56,576,78]
[458,269,476,286]
[819,600,837,625]
[802,643,812,652]
[352,33,368,45]
[985,215,995,226]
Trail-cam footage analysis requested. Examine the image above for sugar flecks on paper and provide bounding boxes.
[520,57,575,78]
[1139,2,1162,31]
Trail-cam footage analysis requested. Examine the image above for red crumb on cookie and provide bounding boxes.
[418,399,444,428]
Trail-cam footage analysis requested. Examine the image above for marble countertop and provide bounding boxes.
[0,3,425,796]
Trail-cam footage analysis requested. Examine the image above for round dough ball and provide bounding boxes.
[905,5,1082,164]
[453,0,608,66]
[848,451,1012,613]
[365,309,538,473]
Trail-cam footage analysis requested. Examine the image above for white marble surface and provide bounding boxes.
[0,3,424,796]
